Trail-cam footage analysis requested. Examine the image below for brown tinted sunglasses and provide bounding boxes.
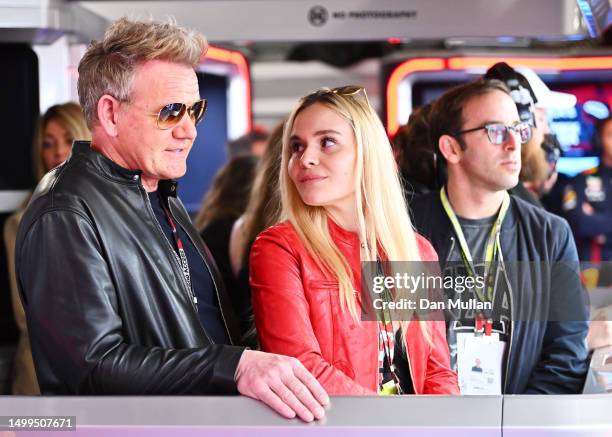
[150,99,208,130]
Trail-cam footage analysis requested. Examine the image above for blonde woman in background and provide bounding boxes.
[4,102,90,395]
[250,86,458,395]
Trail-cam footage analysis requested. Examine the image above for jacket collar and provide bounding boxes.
[327,216,360,246]
[72,141,178,197]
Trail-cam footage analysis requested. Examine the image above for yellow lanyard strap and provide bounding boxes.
[439,187,510,302]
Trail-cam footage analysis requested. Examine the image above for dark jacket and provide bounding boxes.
[201,218,258,349]
[201,217,238,308]
[15,142,245,395]
[409,191,589,394]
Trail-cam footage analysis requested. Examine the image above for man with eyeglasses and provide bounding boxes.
[410,79,589,394]
[14,17,328,421]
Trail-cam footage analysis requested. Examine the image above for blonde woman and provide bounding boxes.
[4,102,90,394]
[250,86,458,395]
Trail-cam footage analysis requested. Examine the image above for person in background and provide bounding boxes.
[393,103,439,199]
[505,69,612,353]
[515,124,561,208]
[228,122,284,348]
[194,155,258,300]
[563,115,612,262]
[514,66,576,217]
[514,66,577,136]
[539,133,563,197]
[410,79,588,394]
[226,127,269,158]
[4,102,91,395]
[250,86,458,395]
[563,115,612,351]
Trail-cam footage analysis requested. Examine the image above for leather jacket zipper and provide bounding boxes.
[140,185,214,345]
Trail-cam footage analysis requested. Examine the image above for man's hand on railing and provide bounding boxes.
[235,350,329,422]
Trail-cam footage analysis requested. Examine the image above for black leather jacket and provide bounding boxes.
[15,142,245,394]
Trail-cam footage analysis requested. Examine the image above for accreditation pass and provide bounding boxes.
[456,332,505,395]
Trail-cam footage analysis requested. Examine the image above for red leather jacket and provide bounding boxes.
[250,219,459,395]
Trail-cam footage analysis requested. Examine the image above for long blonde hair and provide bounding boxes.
[280,87,423,326]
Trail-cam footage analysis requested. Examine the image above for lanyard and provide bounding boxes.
[161,204,197,305]
[439,187,510,304]
[376,259,403,395]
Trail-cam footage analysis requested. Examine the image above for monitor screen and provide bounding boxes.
[549,83,612,157]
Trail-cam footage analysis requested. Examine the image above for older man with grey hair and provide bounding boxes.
[15,17,328,422]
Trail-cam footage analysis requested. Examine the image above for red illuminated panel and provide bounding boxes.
[201,45,252,132]
[448,56,612,72]
[386,56,612,136]
[386,58,446,137]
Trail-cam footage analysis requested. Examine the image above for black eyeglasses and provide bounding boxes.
[147,99,208,130]
[456,121,532,145]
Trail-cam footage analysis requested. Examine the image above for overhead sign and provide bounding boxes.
[76,0,587,42]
